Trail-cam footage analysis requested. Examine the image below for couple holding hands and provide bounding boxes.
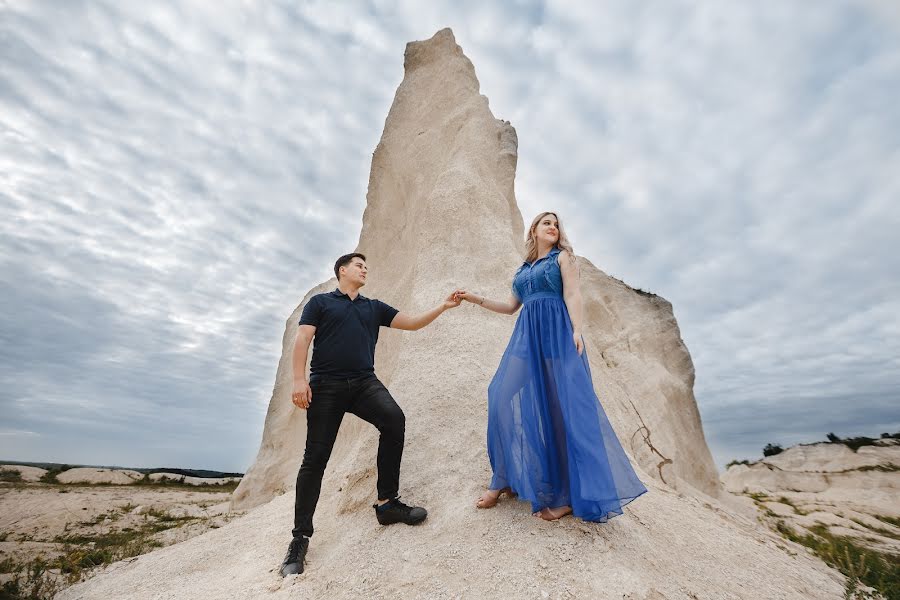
[281,212,648,577]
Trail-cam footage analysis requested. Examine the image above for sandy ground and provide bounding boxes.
[730,488,900,558]
[722,442,900,560]
[0,480,241,596]
[54,475,850,600]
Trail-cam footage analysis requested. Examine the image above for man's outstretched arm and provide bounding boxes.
[389,292,461,331]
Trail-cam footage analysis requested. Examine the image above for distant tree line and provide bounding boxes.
[727,431,899,467]
[764,431,899,457]
[823,431,899,452]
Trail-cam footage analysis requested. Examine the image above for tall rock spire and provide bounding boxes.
[232,27,718,512]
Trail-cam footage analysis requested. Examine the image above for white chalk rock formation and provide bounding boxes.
[0,464,47,482]
[722,439,900,504]
[723,439,900,558]
[60,29,848,599]
[55,468,144,485]
[232,28,718,511]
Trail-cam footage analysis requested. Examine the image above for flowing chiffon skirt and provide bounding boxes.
[487,292,648,522]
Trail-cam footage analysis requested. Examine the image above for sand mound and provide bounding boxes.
[0,464,47,482]
[56,468,144,485]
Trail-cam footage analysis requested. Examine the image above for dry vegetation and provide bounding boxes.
[742,490,899,599]
[0,472,241,600]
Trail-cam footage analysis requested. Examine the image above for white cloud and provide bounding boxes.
[0,0,897,470]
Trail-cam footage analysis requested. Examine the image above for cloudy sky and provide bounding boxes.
[2,1,898,473]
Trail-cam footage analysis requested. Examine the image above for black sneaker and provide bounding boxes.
[374,496,428,526]
[280,536,309,577]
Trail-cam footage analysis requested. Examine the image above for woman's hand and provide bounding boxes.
[573,331,584,356]
[454,290,478,303]
[443,291,463,310]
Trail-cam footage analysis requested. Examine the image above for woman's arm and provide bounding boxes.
[558,250,584,355]
[457,291,522,315]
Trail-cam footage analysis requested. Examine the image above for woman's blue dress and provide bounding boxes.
[486,246,648,522]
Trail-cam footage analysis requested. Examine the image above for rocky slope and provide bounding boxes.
[723,438,900,560]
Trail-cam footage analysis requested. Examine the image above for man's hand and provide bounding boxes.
[292,379,312,409]
[443,290,464,310]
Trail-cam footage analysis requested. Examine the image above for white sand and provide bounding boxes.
[56,468,145,485]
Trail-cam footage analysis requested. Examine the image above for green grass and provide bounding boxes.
[747,492,770,502]
[855,464,900,473]
[849,518,900,542]
[0,508,205,600]
[0,557,63,600]
[632,287,657,298]
[128,474,240,492]
[37,472,59,485]
[825,432,900,452]
[78,510,122,527]
[874,515,900,529]
[775,496,810,516]
[3,477,238,494]
[144,508,195,523]
[0,468,23,483]
[52,527,166,574]
[0,556,17,573]
[773,520,899,599]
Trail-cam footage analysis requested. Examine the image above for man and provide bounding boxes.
[280,252,462,577]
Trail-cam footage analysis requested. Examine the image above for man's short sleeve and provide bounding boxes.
[299,295,323,327]
[375,299,399,328]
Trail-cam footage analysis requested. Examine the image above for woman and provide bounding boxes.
[458,212,648,521]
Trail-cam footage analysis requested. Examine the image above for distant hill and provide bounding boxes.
[0,460,243,479]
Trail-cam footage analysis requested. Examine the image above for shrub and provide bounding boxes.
[0,557,63,600]
[773,520,899,599]
[825,432,899,452]
[0,468,23,483]
[763,443,783,457]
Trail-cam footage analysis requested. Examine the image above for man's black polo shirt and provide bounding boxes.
[298,288,399,382]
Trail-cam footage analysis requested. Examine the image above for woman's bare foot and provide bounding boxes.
[532,506,572,521]
[475,486,515,509]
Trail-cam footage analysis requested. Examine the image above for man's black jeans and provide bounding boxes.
[292,375,405,538]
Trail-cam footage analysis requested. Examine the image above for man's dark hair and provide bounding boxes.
[334,253,366,280]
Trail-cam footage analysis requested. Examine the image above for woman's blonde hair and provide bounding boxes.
[524,211,575,263]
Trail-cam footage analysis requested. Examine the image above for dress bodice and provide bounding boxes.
[512,247,564,301]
